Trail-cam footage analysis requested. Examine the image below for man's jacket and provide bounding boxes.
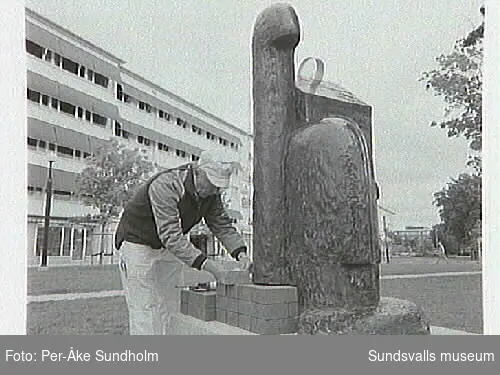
[114,163,246,269]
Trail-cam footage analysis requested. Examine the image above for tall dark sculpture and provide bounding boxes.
[252,5,300,285]
[252,3,429,334]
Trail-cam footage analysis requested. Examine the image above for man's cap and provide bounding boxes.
[197,149,242,188]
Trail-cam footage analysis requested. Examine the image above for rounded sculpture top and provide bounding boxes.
[253,3,300,49]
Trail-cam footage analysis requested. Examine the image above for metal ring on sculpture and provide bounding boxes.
[297,57,325,95]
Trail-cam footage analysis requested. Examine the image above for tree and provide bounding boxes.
[433,173,481,253]
[432,223,459,255]
[462,5,485,48]
[420,7,484,172]
[422,7,484,255]
[75,139,155,260]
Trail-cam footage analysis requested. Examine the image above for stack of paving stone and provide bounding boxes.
[180,289,216,322]
[179,269,299,334]
[216,283,299,334]
[179,266,249,322]
[178,284,298,334]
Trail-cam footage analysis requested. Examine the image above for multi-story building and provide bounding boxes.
[25,8,253,266]
[390,226,433,252]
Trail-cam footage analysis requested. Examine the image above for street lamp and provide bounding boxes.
[382,216,390,264]
[40,160,55,267]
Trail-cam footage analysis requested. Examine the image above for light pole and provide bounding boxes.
[383,215,390,263]
[40,160,55,267]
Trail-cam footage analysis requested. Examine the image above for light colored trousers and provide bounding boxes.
[118,241,187,335]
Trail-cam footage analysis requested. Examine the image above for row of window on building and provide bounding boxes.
[27,88,200,161]
[26,39,109,88]
[27,88,107,126]
[27,132,199,176]
[27,136,91,159]
[116,84,239,150]
[26,38,240,153]
[28,185,76,199]
[28,184,96,203]
[113,122,199,161]
[33,224,94,259]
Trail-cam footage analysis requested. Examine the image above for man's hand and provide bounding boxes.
[202,259,251,284]
[237,252,252,272]
[202,259,226,281]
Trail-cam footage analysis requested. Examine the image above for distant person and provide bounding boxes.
[114,149,250,335]
[435,241,448,263]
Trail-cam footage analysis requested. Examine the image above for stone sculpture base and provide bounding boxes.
[298,297,430,335]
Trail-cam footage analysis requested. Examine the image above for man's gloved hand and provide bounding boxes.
[236,252,252,271]
[202,258,252,285]
[201,259,226,281]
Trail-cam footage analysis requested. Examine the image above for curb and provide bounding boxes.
[430,326,478,335]
[381,271,482,280]
[28,290,124,302]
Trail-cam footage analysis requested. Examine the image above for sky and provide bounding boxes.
[25,0,484,230]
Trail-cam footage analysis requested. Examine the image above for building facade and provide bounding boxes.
[390,226,433,254]
[25,9,253,266]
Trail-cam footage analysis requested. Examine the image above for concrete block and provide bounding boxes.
[216,296,228,311]
[186,290,199,305]
[279,317,298,334]
[188,304,216,321]
[237,299,255,316]
[180,302,189,315]
[253,302,290,319]
[192,291,216,307]
[237,285,254,301]
[225,297,238,313]
[249,285,298,304]
[217,295,240,312]
[216,296,239,312]
[180,289,189,305]
[197,308,216,322]
[181,290,217,321]
[250,317,282,335]
[217,284,241,298]
[216,284,226,297]
[226,284,239,298]
[227,311,239,326]
[187,303,203,318]
[216,309,227,324]
[234,271,252,285]
[238,313,251,331]
[205,294,217,309]
[186,302,198,316]
[218,269,252,285]
[288,302,299,317]
[249,316,298,335]
[205,309,217,321]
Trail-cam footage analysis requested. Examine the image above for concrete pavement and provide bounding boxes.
[27,270,482,335]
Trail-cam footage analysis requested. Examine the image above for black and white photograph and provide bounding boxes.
[1,0,499,342]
